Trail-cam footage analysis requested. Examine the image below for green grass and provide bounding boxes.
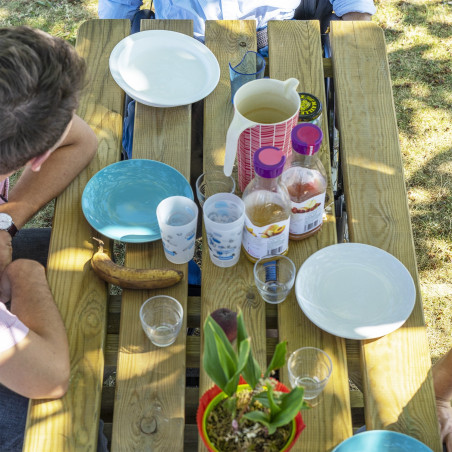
[1,0,451,359]
[372,0,452,360]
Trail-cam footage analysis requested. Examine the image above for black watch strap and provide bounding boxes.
[7,223,18,238]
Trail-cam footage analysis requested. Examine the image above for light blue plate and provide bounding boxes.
[333,430,433,452]
[82,159,193,243]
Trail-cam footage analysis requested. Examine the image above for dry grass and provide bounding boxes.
[0,0,451,360]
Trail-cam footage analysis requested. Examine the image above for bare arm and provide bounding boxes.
[433,348,452,451]
[341,12,371,20]
[0,259,70,399]
[0,114,97,229]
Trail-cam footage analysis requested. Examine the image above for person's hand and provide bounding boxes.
[437,398,452,451]
[0,230,12,275]
[341,12,372,21]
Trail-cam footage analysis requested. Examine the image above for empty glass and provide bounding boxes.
[156,196,198,264]
[229,50,265,103]
[287,347,333,400]
[140,295,183,347]
[195,171,236,207]
[253,255,296,304]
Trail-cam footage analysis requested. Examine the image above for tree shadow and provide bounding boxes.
[397,0,452,39]
[0,0,97,45]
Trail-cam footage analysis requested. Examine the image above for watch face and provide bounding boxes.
[0,213,13,230]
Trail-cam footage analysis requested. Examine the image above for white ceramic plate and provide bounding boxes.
[109,30,220,107]
[295,243,416,340]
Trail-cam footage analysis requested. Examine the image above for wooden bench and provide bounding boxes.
[22,19,441,452]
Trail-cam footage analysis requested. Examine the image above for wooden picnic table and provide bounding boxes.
[22,18,441,452]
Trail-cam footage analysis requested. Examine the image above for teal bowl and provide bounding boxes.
[333,431,433,452]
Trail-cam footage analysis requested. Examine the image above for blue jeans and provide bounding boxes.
[0,384,109,451]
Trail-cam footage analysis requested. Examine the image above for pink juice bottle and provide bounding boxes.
[282,123,327,240]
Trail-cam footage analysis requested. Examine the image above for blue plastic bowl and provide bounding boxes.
[332,430,433,452]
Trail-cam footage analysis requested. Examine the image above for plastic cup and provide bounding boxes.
[287,347,333,400]
[140,295,183,347]
[254,255,296,304]
[203,193,245,267]
[156,196,198,264]
[195,171,236,207]
[229,50,265,103]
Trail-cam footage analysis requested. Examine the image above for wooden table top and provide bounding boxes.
[22,18,441,452]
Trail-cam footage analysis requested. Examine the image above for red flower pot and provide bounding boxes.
[196,376,305,452]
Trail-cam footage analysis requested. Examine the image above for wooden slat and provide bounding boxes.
[111,20,193,452]
[198,20,268,452]
[22,19,129,452]
[268,20,352,451]
[330,21,441,451]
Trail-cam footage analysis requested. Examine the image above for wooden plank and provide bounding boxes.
[22,19,129,452]
[330,21,441,451]
[268,20,352,451]
[198,20,268,452]
[110,20,193,452]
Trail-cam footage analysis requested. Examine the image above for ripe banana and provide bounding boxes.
[91,239,183,289]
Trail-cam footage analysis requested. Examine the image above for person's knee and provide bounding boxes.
[98,0,142,20]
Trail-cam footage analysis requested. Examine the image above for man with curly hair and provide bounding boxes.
[0,26,99,451]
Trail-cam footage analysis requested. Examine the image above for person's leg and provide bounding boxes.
[12,227,51,267]
[294,0,338,33]
[0,384,29,452]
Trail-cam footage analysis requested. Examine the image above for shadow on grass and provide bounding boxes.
[397,0,452,39]
[0,0,97,44]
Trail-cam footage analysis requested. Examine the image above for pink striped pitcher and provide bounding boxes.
[224,78,300,191]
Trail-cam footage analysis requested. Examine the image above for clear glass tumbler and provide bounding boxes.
[229,50,265,103]
[287,347,333,400]
[254,255,296,304]
[140,295,183,347]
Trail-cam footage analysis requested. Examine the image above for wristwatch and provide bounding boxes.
[0,213,18,238]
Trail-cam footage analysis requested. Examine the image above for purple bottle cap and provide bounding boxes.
[291,123,323,155]
[253,146,286,178]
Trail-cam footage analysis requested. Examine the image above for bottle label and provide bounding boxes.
[289,192,326,235]
[242,216,290,259]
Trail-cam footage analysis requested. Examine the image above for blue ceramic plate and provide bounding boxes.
[332,430,432,452]
[82,159,193,243]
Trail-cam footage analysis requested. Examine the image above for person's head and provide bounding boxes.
[0,26,86,175]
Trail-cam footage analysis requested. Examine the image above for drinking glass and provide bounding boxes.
[156,196,198,264]
[203,193,245,267]
[195,171,235,207]
[140,295,183,347]
[287,347,333,400]
[229,50,265,103]
[254,255,296,304]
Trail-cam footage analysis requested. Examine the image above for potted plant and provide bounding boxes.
[197,309,309,452]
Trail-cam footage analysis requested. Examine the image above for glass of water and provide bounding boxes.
[287,347,332,400]
[140,295,183,347]
[253,255,296,304]
[203,193,245,268]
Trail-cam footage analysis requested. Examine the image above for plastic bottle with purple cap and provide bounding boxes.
[282,123,327,240]
[241,146,292,263]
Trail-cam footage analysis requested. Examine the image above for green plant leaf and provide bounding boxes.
[244,410,277,435]
[265,382,282,416]
[243,409,270,425]
[214,329,237,380]
[236,309,247,344]
[223,337,251,395]
[236,310,261,389]
[203,317,236,394]
[264,341,287,378]
[269,387,308,429]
